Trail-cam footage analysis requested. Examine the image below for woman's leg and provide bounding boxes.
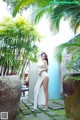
[43,77,49,108]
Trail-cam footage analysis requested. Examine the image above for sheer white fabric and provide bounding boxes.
[33,60,48,109]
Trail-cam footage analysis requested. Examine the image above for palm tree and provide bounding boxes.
[50,1,80,33]
[10,0,80,33]
[55,33,80,71]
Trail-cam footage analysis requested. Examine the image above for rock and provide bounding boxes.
[0,75,21,120]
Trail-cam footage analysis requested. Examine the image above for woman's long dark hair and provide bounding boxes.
[41,52,48,65]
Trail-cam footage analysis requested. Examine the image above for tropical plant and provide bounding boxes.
[55,33,80,72]
[65,55,80,72]
[7,0,80,33]
[3,0,30,15]
[4,0,80,72]
[0,16,40,77]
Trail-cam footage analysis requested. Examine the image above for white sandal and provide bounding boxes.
[32,108,37,112]
[43,106,48,111]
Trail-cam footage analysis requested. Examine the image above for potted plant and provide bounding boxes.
[55,33,80,120]
[0,16,40,120]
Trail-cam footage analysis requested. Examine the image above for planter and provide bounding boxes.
[63,73,80,120]
[0,75,21,120]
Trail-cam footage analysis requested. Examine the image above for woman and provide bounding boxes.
[32,52,49,111]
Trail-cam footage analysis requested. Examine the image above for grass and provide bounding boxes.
[54,109,65,115]
[16,99,73,120]
[54,109,75,120]
[16,113,24,120]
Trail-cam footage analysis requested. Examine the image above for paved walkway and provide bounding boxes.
[16,94,69,120]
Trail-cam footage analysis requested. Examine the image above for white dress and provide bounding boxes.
[33,60,48,109]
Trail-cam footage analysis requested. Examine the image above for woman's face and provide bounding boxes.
[41,53,46,60]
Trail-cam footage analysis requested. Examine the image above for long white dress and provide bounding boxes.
[33,60,48,109]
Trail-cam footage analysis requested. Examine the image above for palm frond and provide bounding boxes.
[31,4,53,24]
[49,4,80,32]
[50,13,63,32]
[13,0,35,16]
[35,0,51,7]
[63,4,80,33]
[65,61,80,72]
[64,75,80,81]
[55,42,80,63]
[49,4,71,32]
[12,0,80,32]
[74,22,80,33]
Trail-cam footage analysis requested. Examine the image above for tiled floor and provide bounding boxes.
[16,93,69,120]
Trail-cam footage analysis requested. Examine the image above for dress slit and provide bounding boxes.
[33,60,49,109]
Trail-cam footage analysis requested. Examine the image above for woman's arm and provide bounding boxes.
[41,60,48,72]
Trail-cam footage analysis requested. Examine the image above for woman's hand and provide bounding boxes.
[39,70,42,76]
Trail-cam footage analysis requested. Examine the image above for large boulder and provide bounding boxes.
[0,75,21,120]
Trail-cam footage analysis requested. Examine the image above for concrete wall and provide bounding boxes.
[59,54,73,94]
[48,57,61,100]
[28,62,38,101]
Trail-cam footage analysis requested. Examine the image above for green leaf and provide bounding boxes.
[13,0,35,16]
